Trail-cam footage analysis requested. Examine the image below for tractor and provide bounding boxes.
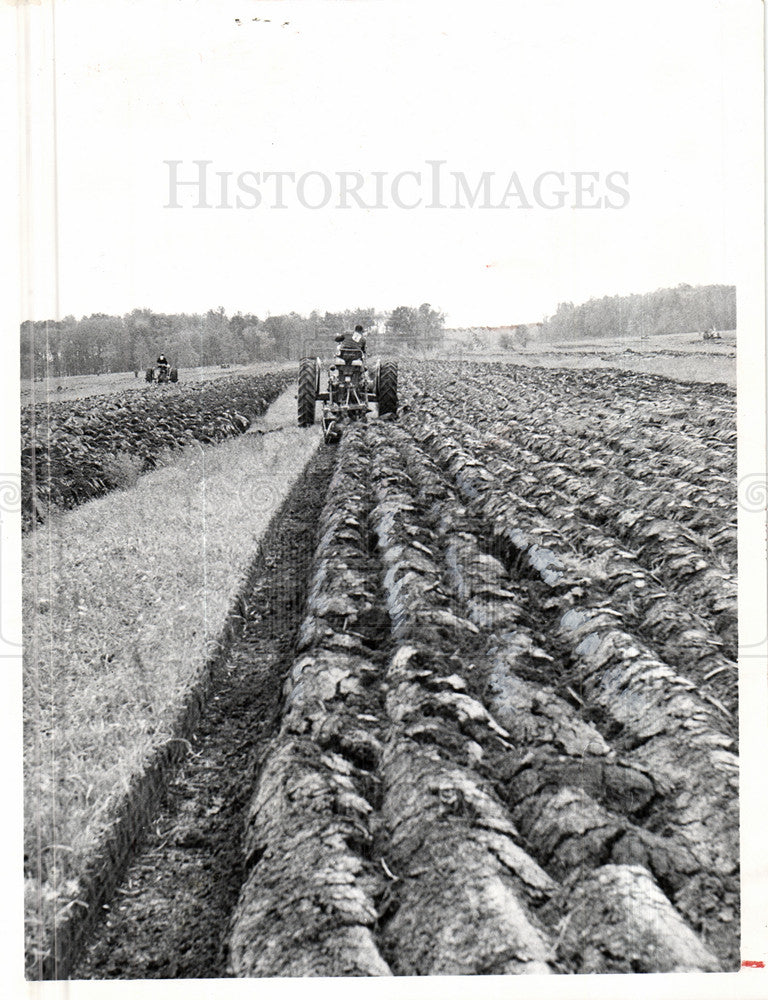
[297,348,398,444]
[145,363,178,384]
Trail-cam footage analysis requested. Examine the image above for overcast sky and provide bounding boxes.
[17,0,758,326]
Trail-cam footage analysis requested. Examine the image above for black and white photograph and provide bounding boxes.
[5,0,767,996]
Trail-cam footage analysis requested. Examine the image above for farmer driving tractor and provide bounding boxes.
[297,321,396,441]
[334,324,367,363]
[146,353,178,384]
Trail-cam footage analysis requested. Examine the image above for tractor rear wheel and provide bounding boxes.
[145,368,154,382]
[377,360,398,417]
[298,357,319,426]
[169,368,178,383]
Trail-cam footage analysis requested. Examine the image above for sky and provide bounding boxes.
[15,0,760,327]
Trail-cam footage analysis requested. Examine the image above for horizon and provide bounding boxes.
[18,278,737,331]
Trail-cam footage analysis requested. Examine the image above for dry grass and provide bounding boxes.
[101,450,144,490]
[23,394,319,962]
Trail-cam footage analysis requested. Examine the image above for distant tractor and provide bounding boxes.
[145,362,178,384]
[297,346,398,444]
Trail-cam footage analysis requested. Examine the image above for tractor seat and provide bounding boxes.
[337,346,365,364]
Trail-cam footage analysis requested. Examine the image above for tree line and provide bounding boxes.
[538,284,736,344]
[20,284,734,376]
[20,304,445,378]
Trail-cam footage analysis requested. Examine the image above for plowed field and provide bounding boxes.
[74,361,738,978]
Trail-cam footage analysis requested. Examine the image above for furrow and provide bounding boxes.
[365,423,726,972]
[409,410,737,711]
[228,428,390,977]
[393,414,738,965]
[466,366,736,463]
[367,430,558,975]
[425,399,737,629]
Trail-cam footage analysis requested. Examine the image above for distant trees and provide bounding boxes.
[19,303,444,378]
[539,284,736,344]
[499,325,533,350]
[386,306,417,339]
[386,303,445,347]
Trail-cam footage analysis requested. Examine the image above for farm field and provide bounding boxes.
[26,360,738,978]
[510,330,736,386]
[19,361,297,405]
[537,329,736,354]
[436,330,737,386]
